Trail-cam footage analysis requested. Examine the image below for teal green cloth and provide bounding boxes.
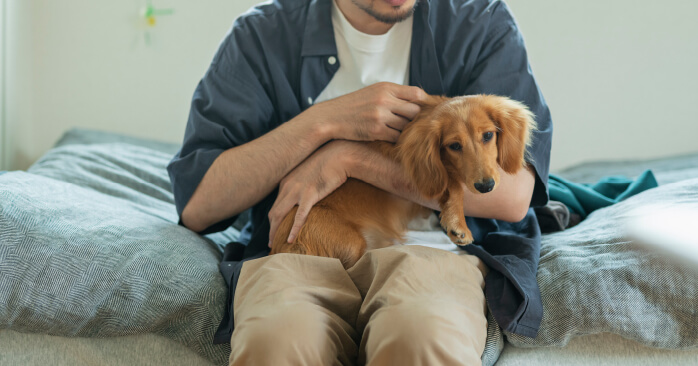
[549,170,658,219]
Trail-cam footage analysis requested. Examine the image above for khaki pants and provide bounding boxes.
[229,245,488,366]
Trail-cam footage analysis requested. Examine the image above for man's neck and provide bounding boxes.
[334,0,395,35]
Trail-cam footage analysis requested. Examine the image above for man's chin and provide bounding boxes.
[370,6,416,24]
[351,0,417,24]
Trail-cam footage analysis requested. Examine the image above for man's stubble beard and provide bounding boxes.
[350,0,417,24]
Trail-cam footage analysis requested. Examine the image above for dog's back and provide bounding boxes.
[271,176,426,268]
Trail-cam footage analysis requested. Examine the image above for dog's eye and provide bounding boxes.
[448,142,462,151]
[483,132,494,143]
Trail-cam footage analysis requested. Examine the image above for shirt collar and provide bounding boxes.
[301,0,337,57]
[300,0,442,94]
[301,0,432,57]
[409,0,444,95]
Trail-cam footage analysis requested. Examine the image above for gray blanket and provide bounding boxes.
[1,129,698,366]
[0,141,232,365]
[507,178,698,349]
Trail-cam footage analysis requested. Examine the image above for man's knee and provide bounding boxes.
[363,302,486,366]
[230,305,339,366]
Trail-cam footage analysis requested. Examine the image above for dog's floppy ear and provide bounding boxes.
[483,95,537,174]
[396,95,448,199]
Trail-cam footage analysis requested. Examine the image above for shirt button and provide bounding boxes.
[328,56,337,65]
[307,97,313,105]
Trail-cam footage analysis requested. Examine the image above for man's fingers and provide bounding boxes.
[392,85,428,103]
[383,113,409,142]
[390,100,421,121]
[382,125,402,143]
[288,203,311,243]
[387,114,410,132]
[268,197,295,248]
[268,208,280,248]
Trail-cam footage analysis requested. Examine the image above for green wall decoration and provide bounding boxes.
[140,0,174,46]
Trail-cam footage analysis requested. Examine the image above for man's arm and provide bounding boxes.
[179,82,426,233]
[347,142,535,222]
[181,116,330,232]
[270,139,534,246]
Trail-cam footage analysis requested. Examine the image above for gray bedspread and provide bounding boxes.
[0,138,232,365]
[506,177,698,349]
[1,128,698,366]
[485,153,698,363]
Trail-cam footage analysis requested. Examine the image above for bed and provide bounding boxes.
[1,128,697,365]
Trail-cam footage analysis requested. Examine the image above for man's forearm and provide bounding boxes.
[181,117,333,232]
[181,82,426,232]
[349,142,535,222]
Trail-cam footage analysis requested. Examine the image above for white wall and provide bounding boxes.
[5,0,34,171]
[6,0,698,171]
[507,0,698,170]
[5,0,258,170]
[0,0,5,170]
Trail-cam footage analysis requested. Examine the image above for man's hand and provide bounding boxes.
[268,140,358,247]
[265,83,426,246]
[303,82,427,143]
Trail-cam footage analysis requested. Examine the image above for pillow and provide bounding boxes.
[0,142,232,365]
[505,178,698,349]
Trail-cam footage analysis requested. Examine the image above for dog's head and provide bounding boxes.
[396,94,536,199]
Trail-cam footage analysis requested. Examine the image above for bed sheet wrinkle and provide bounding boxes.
[28,143,177,219]
[0,167,231,364]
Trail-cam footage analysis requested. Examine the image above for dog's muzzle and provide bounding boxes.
[474,179,495,193]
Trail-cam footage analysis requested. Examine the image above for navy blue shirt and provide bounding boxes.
[168,0,553,342]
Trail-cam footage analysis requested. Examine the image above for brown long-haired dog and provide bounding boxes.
[271,94,536,268]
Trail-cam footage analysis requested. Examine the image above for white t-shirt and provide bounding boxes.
[314,0,413,104]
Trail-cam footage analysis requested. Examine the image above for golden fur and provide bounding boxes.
[271,94,536,268]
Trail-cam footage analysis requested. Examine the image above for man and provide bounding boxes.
[168,0,552,364]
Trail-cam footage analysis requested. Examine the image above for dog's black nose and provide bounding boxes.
[474,179,495,193]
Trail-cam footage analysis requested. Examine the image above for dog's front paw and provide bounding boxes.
[447,228,473,246]
[440,216,473,246]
